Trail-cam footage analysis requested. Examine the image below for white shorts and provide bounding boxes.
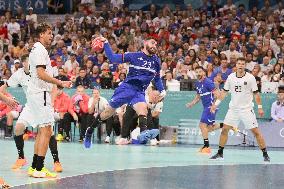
[224,108,258,130]
[26,91,54,128]
[16,104,34,127]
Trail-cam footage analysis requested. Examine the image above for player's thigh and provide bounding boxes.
[223,109,240,128]
[17,105,33,128]
[240,109,258,129]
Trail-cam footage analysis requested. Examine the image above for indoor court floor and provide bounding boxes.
[0,140,283,189]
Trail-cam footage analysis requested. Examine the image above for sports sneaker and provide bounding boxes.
[0,177,10,189]
[150,138,158,146]
[56,134,64,141]
[199,147,211,154]
[104,136,110,143]
[263,154,270,162]
[12,158,27,169]
[27,166,35,176]
[53,161,63,172]
[116,138,129,145]
[210,153,224,160]
[32,167,57,178]
[84,127,93,148]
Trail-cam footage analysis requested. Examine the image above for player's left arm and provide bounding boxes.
[251,75,264,117]
[254,92,264,117]
[154,58,166,100]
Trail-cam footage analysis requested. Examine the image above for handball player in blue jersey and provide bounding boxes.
[84,36,166,148]
[186,66,223,154]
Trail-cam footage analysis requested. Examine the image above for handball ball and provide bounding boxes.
[91,38,104,52]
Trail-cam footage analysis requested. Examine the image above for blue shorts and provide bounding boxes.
[200,107,217,125]
[109,83,146,108]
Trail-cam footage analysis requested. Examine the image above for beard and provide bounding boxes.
[146,45,157,55]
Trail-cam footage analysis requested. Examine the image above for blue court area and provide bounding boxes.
[0,140,283,189]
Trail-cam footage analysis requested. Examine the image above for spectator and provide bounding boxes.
[7,17,20,46]
[100,63,113,89]
[245,53,257,72]
[251,67,262,92]
[271,86,284,122]
[111,0,124,10]
[55,67,70,81]
[54,86,76,142]
[64,53,79,73]
[74,68,92,89]
[210,56,232,88]
[70,85,90,142]
[47,0,65,14]
[163,71,180,91]
[260,56,273,74]
[113,72,126,88]
[25,7,37,30]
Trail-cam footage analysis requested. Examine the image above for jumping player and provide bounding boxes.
[84,36,166,148]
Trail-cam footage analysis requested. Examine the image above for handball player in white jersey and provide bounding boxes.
[26,23,71,178]
[210,57,270,162]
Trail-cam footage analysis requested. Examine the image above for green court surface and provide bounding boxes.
[0,140,283,189]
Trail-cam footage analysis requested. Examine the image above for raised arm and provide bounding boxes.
[98,37,131,64]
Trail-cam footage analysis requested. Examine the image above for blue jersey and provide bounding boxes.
[104,43,164,92]
[195,78,216,108]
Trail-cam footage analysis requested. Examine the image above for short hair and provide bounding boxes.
[36,22,52,37]
[278,86,284,93]
[237,57,246,62]
[21,54,29,62]
[79,68,86,72]
[145,36,157,41]
[195,66,205,71]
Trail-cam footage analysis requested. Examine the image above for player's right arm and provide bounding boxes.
[186,94,200,108]
[98,37,132,64]
[37,67,71,88]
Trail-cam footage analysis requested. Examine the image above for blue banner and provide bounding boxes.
[0,0,47,14]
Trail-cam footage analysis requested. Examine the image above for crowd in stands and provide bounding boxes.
[0,0,284,92]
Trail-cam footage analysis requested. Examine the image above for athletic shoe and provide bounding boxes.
[84,127,93,148]
[27,166,35,176]
[263,154,270,162]
[150,138,158,146]
[116,138,129,145]
[210,153,224,160]
[199,147,211,154]
[4,133,12,139]
[0,177,10,189]
[12,158,27,169]
[53,161,63,172]
[32,167,57,178]
[56,134,64,141]
[104,136,110,143]
[65,136,71,142]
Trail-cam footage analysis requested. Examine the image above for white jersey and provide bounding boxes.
[224,72,258,110]
[88,96,109,114]
[28,42,54,93]
[6,68,30,96]
[145,95,163,113]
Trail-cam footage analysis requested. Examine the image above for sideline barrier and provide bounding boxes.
[8,88,276,126]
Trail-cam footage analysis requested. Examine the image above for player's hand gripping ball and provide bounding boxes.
[91,38,104,52]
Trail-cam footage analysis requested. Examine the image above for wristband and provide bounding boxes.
[215,99,221,106]
[258,105,263,109]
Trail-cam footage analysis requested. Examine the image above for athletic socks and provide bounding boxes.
[14,135,24,159]
[32,154,38,169]
[204,139,209,148]
[138,115,148,132]
[49,136,59,163]
[218,146,224,155]
[261,148,268,156]
[36,156,45,171]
